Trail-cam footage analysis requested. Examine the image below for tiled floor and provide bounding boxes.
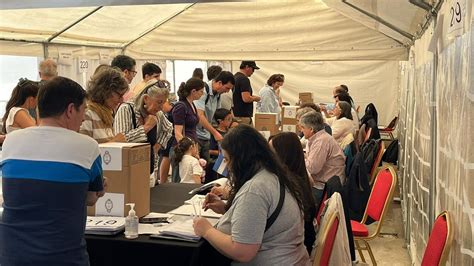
[355,201,412,265]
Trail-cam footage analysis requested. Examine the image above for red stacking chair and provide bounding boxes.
[378,116,398,140]
[421,211,453,266]
[350,165,397,266]
[313,211,340,266]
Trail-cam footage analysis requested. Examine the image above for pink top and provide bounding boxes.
[305,129,346,189]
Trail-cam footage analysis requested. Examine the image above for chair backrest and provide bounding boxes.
[386,116,398,130]
[421,211,453,266]
[363,127,372,143]
[313,211,340,266]
[369,141,385,184]
[316,191,328,225]
[361,166,397,232]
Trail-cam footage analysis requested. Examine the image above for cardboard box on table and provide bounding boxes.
[87,143,150,218]
[254,113,279,139]
[281,105,299,133]
[299,92,313,104]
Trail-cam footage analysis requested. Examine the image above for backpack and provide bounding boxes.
[204,82,220,105]
[382,139,399,165]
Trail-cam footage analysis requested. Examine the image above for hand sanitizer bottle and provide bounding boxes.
[125,203,138,239]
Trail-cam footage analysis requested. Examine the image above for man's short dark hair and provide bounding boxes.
[207,65,222,80]
[111,55,136,72]
[38,76,86,118]
[214,71,235,85]
[142,62,162,79]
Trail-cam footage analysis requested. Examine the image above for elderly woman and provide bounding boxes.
[80,67,128,143]
[114,80,173,174]
[193,125,309,265]
[256,74,284,115]
[326,101,356,145]
[299,111,345,207]
[2,78,39,134]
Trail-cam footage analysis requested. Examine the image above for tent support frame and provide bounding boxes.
[47,6,103,43]
[341,0,414,43]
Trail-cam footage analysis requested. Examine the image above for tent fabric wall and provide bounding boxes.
[435,21,474,265]
[399,2,474,264]
[232,60,399,125]
[403,25,434,263]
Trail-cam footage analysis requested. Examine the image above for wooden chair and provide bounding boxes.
[421,211,453,266]
[378,116,398,140]
[313,211,340,266]
[351,165,397,266]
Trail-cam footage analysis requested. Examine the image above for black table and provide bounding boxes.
[86,183,210,266]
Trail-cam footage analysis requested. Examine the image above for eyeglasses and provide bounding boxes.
[128,69,137,76]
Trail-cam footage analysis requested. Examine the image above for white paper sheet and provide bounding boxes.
[168,204,222,218]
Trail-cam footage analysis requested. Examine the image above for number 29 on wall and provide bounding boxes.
[447,0,468,36]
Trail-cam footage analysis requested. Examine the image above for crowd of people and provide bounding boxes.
[0,55,368,265]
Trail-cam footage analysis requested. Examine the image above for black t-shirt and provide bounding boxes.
[232,72,253,117]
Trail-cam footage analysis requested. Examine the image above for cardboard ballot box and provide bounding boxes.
[255,113,279,139]
[299,92,313,104]
[88,143,150,218]
[281,105,299,133]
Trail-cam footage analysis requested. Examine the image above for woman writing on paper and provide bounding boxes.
[193,125,309,265]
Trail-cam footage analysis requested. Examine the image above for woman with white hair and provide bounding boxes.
[114,80,173,174]
[299,111,345,206]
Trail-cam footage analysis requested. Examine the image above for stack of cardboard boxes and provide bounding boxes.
[281,106,299,133]
[254,113,279,139]
[88,143,151,218]
[299,92,313,105]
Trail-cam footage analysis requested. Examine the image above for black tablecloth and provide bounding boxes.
[86,183,209,266]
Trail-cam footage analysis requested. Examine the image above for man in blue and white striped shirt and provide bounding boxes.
[0,77,105,266]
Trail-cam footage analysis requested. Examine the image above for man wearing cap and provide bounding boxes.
[232,61,261,125]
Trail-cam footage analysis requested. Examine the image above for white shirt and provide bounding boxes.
[5,107,31,134]
[327,117,356,144]
[179,155,203,184]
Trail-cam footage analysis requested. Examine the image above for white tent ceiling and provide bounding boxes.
[0,0,437,61]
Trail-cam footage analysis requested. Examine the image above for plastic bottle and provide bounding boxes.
[124,203,138,239]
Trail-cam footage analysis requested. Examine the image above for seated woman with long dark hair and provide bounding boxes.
[193,125,309,265]
[269,132,316,254]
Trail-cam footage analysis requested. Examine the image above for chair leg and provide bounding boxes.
[355,239,366,263]
[364,240,377,266]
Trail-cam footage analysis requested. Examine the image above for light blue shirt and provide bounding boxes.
[194,80,221,140]
[257,84,280,114]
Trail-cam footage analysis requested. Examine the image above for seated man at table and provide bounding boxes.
[0,76,105,265]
